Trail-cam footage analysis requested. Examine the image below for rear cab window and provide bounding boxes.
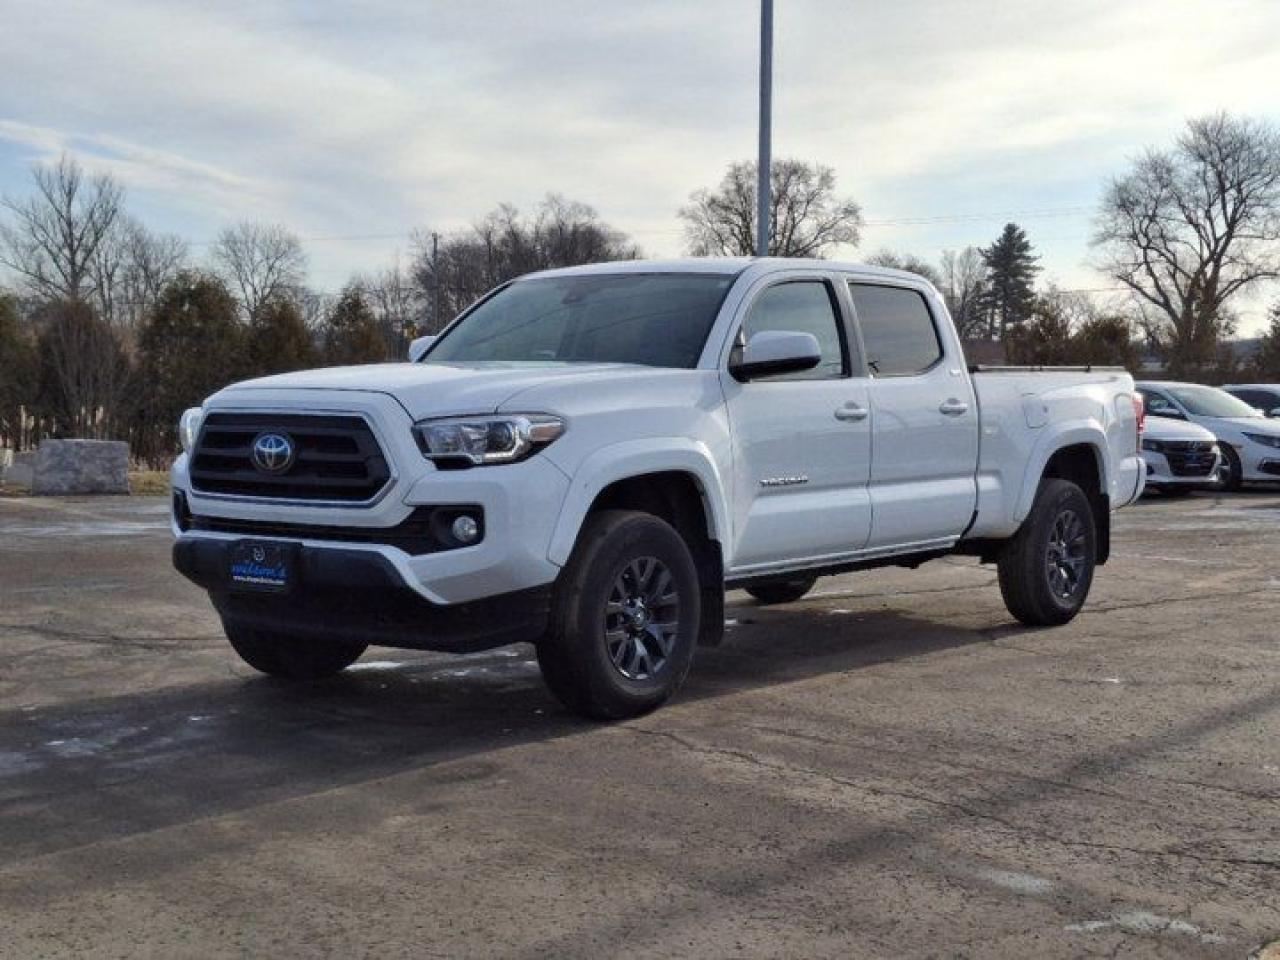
[848,283,942,377]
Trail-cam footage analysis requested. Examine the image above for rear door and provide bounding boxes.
[847,281,979,549]
[720,274,873,570]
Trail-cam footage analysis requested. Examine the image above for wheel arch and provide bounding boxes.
[1023,437,1112,565]
[548,440,729,645]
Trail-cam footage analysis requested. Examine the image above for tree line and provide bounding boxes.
[2,112,1279,464]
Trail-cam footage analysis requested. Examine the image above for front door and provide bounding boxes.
[720,276,873,571]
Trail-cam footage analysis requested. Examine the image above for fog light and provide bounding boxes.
[451,515,480,544]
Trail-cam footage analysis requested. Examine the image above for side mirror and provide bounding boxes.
[408,335,436,362]
[1269,407,1280,419]
[730,330,823,382]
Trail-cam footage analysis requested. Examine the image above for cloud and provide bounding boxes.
[0,0,1277,326]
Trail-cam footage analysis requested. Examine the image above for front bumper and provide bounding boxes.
[1142,450,1222,488]
[171,389,571,605]
[173,537,551,652]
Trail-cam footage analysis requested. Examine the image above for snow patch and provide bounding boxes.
[1065,911,1225,945]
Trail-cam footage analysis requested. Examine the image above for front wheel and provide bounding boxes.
[997,478,1097,626]
[1219,445,1243,492]
[537,510,701,720]
[223,620,367,679]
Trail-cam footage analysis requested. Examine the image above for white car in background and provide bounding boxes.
[1222,384,1280,420]
[1139,411,1221,496]
[1137,381,1280,490]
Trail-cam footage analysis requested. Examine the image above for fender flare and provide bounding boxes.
[546,438,730,567]
[1013,421,1110,524]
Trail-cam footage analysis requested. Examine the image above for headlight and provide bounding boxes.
[1242,432,1280,449]
[1141,438,1164,453]
[178,407,204,454]
[414,414,564,466]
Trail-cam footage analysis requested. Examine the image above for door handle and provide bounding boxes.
[834,403,869,422]
[939,399,969,416]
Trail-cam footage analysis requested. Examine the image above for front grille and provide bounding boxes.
[183,505,483,556]
[190,412,391,502]
[1162,440,1218,477]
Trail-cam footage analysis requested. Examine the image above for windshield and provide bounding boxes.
[1167,385,1263,419]
[425,273,735,368]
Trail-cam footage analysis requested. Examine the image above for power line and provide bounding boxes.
[180,203,1101,248]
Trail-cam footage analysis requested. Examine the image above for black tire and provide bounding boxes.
[1219,444,1244,492]
[745,576,818,605]
[537,510,701,721]
[997,478,1097,627]
[223,620,367,679]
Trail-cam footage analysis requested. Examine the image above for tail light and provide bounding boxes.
[1133,393,1146,452]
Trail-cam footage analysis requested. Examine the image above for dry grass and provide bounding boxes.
[128,471,171,496]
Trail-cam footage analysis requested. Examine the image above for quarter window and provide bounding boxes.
[849,283,942,376]
[742,281,846,381]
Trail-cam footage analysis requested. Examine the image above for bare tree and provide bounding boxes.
[410,195,639,329]
[1094,113,1280,376]
[0,154,123,303]
[212,221,307,319]
[364,255,423,352]
[679,159,862,258]
[864,249,943,286]
[90,217,188,331]
[939,247,989,339]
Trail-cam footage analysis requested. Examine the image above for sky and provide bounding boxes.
[1,0,1278,332]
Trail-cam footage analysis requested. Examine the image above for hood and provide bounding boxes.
[1142,417,1216,442]
[221,361,651,421]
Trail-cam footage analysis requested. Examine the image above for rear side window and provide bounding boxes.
[1230,388,1273,410]
[743,281,847,380]
[849,283,942,376]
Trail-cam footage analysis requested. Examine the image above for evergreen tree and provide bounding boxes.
[1006,295,1073,365]
[248,295,315,376]
[979,223,1040,340]
[136,272,246,459]
[323,284,388,366]
[1255,301,1280,380]
[0,293,38,446]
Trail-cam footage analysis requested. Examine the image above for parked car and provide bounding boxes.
[1222,384,1280,419]
[1137,380,1280,490]
[171,258,1145,719]
[1138,410,1221,496]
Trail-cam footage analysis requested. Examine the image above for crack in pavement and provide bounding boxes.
[621,726,1280,873]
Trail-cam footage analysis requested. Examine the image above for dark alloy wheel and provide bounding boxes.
[223,620,367,679]
[538,510,701,720]
[1044,508,1088,603]
[745,576,817,605]
[605,557,682,681]
[998,478,1097,627]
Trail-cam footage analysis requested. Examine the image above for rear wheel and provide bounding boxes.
[223,620,367,679]
[537,510,700,720]
[745,576,818,605]
[997,478,1097,627]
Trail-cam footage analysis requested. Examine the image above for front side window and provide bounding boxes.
[741,280,846,381]
[426,273,735,368]
[849,283,943,376]
[1142,391,1180,417]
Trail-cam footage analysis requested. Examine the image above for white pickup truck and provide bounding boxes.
[172,258,1145,718]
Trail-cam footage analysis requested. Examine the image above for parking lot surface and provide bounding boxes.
[1,492,1278,959]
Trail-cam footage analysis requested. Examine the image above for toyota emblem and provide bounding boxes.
[251,432,296,474]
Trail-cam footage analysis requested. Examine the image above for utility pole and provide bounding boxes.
[431,231,441,332]
[755,0,773,257]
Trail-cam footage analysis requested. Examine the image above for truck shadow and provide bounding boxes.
[0,602,1002,865]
